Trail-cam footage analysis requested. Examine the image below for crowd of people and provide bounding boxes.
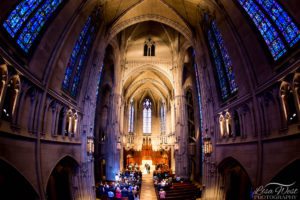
[96,170,142,200]
[152,164,185,199]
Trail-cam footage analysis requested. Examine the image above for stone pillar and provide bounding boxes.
[105,92,121,180]
[171,145,175,173]
[174,95,188,178]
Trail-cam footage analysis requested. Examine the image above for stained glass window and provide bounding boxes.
[62,17,91,90]
[143,99,152,134]
[211,22,238,94]
[70,32,93,97]
[160,102,166,133]
[62,8,100,97]
[3,0,43,38]
[207,30,230,99]
[186,90,195,143]
[206,19,238,100]
[237,0,300,60]
[3,0,64,53]
[128,99,134,133]
[193,52,203,133]
[96,64,104,99]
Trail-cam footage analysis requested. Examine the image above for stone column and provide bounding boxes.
[174,95,188,178]
[106,92,122,180]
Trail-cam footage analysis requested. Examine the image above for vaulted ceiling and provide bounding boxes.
[99,0,216,28]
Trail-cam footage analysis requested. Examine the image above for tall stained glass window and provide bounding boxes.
[160,101,166,134]
[96,64,104,100]
[186,90,196,143]
[62,8,100,97]
[143,99,152,134]
[3,0,64,53]
[206,17,238,100]
[128,99,134,133]
[192,51,203,133]
[237,0,300,60]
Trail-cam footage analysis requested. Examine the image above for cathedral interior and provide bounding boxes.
[0,0,299,200]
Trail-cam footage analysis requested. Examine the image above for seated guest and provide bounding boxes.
[159,188,166,199]
[107,189,114,200]
[134,194,140,200]
[128,189,134,200]
[134,193,140,200]
[121,187,129,200]
[161,179,166,187]
[132,187,138,197]
[104,182,110,196]
[115,187,122,200]
[97,182,105,197]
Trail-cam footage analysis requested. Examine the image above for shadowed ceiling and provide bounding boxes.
[99,0,215,27]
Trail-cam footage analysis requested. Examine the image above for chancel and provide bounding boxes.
[0,0,299,200]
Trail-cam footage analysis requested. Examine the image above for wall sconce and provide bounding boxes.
[203,136,212,156]
[174,141,179,151]
[174,136,179,151]
[117,137,121,150]
[87,136,94,155]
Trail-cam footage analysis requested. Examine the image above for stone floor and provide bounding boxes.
[140,173,157,200]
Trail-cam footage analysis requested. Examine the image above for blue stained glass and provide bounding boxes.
[3,0,43,37]
[62,17,92,89]
[211,22,238,93]
[129,100,135,132]
[238,0,287,60]
[71,32,93,97]
[62,7,99,98]
[208,30,229,99]
[95,64,104,99]
[16,0,63,52]
[256,0,300,46]
[193,55,203,133]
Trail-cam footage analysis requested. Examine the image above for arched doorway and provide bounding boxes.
[270,159,300,193]
[46,156,79,200]
[0,159,38,199]
[219,157,252,200]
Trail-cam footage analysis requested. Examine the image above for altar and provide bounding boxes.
[141,159,154,174]
[124,137,171,173]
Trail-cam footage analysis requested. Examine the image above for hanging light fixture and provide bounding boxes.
[174,136,180,151]
[174,140,179,151]
[117,137,121,150]
[203,137,212,156]
[87,136,94,155]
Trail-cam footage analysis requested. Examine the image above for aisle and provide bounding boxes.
[140,173,157,200]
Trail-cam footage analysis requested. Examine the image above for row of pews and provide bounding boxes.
[156,181,201,200]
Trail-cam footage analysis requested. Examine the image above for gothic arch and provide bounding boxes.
[0,158,38,199]
[45,155,80,199]
[123,64,174,89]
[18,87,38,132]
[218,157,253,200]
[109,14,193,41]
[267,159,300,194]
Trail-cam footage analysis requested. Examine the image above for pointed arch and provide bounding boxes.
[46,155,79,200]
[218,157,253,200]
[0,158,38,199]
